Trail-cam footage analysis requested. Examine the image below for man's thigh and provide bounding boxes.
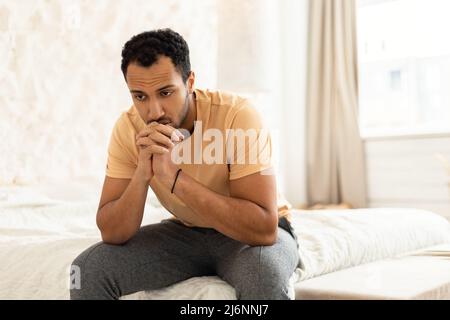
[71,219,215,299]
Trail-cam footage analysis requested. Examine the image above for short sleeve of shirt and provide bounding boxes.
[105,114,138,179]
[227,101,273,180]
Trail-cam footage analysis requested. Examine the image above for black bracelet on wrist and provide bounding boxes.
[171,169,182,194]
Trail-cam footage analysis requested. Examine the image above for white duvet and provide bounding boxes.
[1,184,450,299]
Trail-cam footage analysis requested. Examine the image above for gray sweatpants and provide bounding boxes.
[70,218,300,300]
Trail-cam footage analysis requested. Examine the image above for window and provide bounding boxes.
[357,0,450,137]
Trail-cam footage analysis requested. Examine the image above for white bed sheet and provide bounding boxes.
[1,183,450,299]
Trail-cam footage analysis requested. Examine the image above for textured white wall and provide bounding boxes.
[215,0,310,208]
[0,0,217,184]
[217,0,277,93]
[0,0,310,208]
[278,0,309,207]
[215,0,284,187]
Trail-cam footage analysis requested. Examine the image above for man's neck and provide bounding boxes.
[180,91,197,134]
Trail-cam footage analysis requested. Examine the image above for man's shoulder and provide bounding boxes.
[112,105,143,134]
[196,88,250,110]
[197,88,263,129]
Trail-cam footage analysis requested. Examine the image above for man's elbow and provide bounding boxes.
[96,210,132,245]
[248,229,277,247]
[99,230,131,245]
[262,224,278,246]
[97,219,133,245]
[255,211,278,246]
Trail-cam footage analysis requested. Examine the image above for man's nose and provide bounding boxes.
[147,99,165,122]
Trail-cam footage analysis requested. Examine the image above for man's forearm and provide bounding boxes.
[97,172,149,244]
[172,171,277,246]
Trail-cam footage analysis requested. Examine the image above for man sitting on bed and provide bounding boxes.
[70,28,299,300]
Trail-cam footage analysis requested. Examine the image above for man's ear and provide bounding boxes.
[187,71,195,94]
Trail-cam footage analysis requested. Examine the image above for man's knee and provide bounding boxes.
[69,242,118,300]
[232,247,294,300]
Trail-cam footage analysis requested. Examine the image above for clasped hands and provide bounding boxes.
[135,122,184,188]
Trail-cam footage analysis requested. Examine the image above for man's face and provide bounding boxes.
[125,56,192,128]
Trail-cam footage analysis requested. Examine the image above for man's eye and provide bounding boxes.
[160,91,172,97]
[134,95,146,101]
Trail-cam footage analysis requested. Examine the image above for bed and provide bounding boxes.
[295,242,450,300]
[1,180,449,300]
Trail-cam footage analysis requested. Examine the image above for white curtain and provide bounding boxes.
[306,0,367,208]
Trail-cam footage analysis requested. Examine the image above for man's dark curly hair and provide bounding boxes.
[121,28,191,82]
